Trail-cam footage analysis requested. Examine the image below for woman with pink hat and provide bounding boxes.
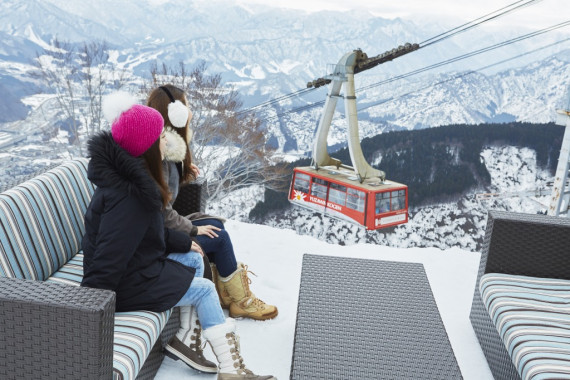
[80,92,275,380]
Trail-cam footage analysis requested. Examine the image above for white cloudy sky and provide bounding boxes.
[233,0,566,29]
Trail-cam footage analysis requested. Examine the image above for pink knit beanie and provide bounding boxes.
[102,92,164,157]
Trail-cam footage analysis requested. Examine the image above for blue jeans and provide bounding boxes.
[168,250,225,329]
[193,218,238,277]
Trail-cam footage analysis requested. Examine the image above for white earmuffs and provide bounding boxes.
[160,86,190,128]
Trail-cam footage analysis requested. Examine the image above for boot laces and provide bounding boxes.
[241,265,255,293]
[189,320,206,355]
[241,265,269,310]
[251,296,268,308]
[227,333,253,375]
[243,264,257,278]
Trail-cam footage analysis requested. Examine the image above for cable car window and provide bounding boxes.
[328,186,347,206]
[346,188,365,212]
[293,173,310,193]
[330,183,346,192]
[311,177,328,199]
[313,177,327,185]
[375,192,391,214]
[391,190,406,211]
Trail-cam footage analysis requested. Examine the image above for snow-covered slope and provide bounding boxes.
[234,144,554,252]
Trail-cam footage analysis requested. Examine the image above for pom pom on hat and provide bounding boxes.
[102,91,164,157]
[102,91,137,124]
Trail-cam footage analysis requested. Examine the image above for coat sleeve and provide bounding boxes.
[163,203,198,236]
[164,227,193,254]
[82,194,150,291]
[161,160,198,236]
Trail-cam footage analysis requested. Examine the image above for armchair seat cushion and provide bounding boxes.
[46,253,172,380]
[480,273,570,380]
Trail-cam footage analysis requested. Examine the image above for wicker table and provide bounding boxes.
[290,254,462,379]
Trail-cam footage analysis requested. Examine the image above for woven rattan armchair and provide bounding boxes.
[469,210,570,380]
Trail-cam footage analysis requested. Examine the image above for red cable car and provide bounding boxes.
[289,48,412,229]
[289,166,408,230]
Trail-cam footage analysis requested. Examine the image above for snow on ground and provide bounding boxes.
[481,145,551,193]
[155,219,493,380]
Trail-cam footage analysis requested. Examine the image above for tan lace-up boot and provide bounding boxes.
[211,263,232,309]
[219,263,278,321]
[203,319,276,380]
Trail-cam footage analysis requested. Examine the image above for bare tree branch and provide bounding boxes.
[142,60,289,203]
[32,38,130,156]
[32,38,83,155]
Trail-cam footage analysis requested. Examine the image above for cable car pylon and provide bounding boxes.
[309,44,419,183]
[548,107,570,216]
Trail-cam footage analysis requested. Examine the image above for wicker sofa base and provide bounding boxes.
[135,308,179,380]
[469,211,570,380]
[470,288,520,380]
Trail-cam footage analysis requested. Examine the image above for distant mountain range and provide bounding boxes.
[1,0,569,154]
[1,1,568,252]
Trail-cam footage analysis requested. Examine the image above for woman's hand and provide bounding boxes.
[191,241,204,256]
[190,163,200,178]
[197,225,221,238]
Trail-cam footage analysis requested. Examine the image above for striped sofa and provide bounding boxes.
[470,211,570,380]
[0,158,204,380]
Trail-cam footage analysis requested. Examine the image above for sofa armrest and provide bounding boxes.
[0,276,115,380]
[478,211,570,280]
[172,177,208,216]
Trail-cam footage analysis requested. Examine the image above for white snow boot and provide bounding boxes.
[165,306,218,373]
[203,318,277,380]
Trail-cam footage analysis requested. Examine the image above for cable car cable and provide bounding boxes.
[359,19,570,92]
[236,0,543,116]
[235,87,318,115]
[283,36,569,138]
[358,37,570,112]
[419,0,542,47]
[260,20,570,123]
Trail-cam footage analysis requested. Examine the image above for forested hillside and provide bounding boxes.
[250,122,564,220]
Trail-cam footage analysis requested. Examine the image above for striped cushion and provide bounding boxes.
[480,273,570,380]
[0,159,93,280]
[46,253,172,380]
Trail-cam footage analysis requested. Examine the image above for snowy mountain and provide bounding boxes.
[1,0,569,135]
[0,0,568,251]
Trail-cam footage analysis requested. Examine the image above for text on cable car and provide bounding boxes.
[375,213,406,227]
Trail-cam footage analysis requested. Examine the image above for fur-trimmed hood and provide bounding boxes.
[163,126,187,163]
[86,131,162,211]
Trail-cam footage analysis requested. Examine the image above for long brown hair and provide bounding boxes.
[141,139,171,208]
[146,84,195,183]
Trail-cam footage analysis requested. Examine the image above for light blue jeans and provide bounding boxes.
[168,250,226,329]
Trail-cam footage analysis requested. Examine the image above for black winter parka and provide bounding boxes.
[81,131,195,312]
